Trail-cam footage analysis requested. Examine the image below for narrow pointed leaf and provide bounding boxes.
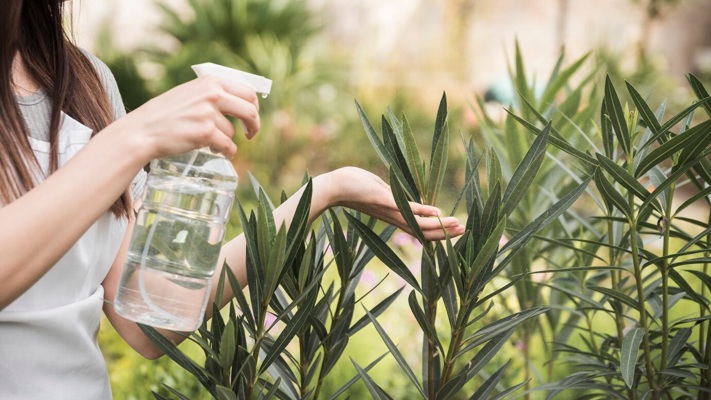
[355,100,392,168]
[596,153,658,211]
[506,109,598,166]
[327,353,389,400]
[138,324,218,397]
[345,212,422,292]
[604,75,631,154]
[383,117,421,200]
[626,81,662,134]
[389,168,426,244]
[349,287,404,336]
[636,119,711,177]
[594,169,632,218]
[401,114,426,195]
[688,73,711,116]
[468,360,511,400]
[501,176,591,253]
[620,327,645,388]
[428,117,449,205]
[364,308,426,397]
[502,123,550,216]
[431,93,448,163]
[587,285,640,311]
[351,359,393,400]
[259,299,315,374]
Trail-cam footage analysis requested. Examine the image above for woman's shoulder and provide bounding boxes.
[79,49,114,88]
[78,48,126,119]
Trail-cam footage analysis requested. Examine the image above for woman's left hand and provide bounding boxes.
[322,167,465,241]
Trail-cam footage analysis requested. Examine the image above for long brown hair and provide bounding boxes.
[0,0,131,218]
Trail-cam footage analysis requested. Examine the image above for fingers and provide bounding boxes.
[212,78,261,139]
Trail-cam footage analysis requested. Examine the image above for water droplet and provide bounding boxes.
[260,92,269,99]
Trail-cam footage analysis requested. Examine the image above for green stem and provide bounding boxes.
[440,297,471,386]
[703,315,711,400]
[313,278,349,400]
[700,207,711,398]
[608,220,626,348]
[424,243,438,399]
[298,333,310,399]
[608,219,633,398]
[629,219,657,397]
[659,182,675,380]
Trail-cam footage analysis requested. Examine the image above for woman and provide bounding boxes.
[0,1,465,399]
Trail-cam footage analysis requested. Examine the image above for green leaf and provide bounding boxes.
[501,176,592,253]
[595,153,658,212]
[594,169,632,218]
[349,287,404,336]
[219,320,237,371]
[636,119,711,177]
[431,92,448,163]
[460,328,516,393]
[408,291,444,355]
[666,327,692,368]
[587,285,640,311]
[506,109,598,166]
[669,269,711,310]
[486,149,502,201]
[351,359,393,400]
[469,218,506,283]
[620,327,645,388]
[488,380,528,400]
[604,75,631,154]
[259,295,315,375]
[513,41,533,104]
[383,117,421,201]
[427,110,449,205]
[355,100,392,168]
[459,307,549,355]
[216,385,238,400]
[540,52,590,108]
[400,114,427,196]
[327,353,389,400]
[468,360,510,400]
[626,81,662,135]
[345,212,422,292]
[364,308,426,397]
[687,73,711,116]
[389,168,426,245]
[138,324,218,398]
[674,119,711,175]
[501,122,550,216]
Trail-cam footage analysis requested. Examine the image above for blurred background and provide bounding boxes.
[71,0,711,196]
[69,0,711,397]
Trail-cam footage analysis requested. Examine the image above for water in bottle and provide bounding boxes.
[114,149,238,331]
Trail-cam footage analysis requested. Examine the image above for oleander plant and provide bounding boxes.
[140,45,711,399]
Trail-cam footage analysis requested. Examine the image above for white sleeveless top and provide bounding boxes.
[0,55,146,399]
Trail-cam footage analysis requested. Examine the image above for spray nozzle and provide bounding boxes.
[191,62,273,97]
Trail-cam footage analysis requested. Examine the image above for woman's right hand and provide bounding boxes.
[109,75,261,162]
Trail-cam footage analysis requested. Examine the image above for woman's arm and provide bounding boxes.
[0,76,260,309]
[103,167,465,359]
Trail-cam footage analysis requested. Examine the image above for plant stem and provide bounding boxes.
[629,218,657,398]
[659,182,675,380]
[424,243,438,399]
[625,141,657,397]
[314,278,349,400]
[608,220,626,347]
[700,207,711,398]
[440,296,471,387]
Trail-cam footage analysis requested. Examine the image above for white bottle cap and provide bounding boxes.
[191,62,272,96]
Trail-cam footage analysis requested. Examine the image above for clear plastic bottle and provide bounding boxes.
[114,63,271,331]
[114,149,238,331]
